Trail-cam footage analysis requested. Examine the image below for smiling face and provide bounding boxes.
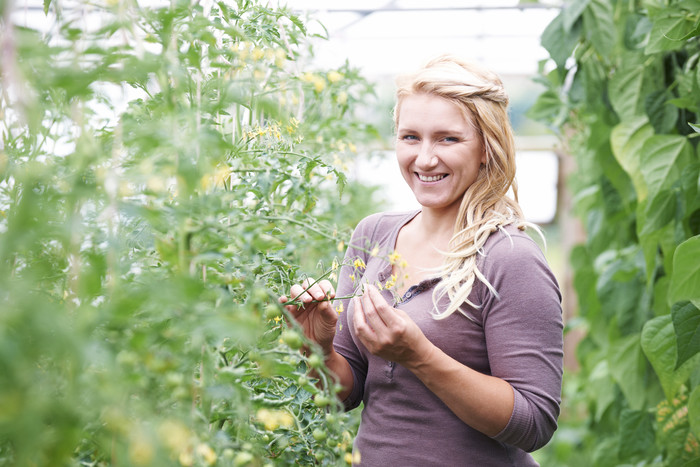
[395,93,486,217]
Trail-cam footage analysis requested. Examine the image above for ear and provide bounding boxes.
[480,145,488,165]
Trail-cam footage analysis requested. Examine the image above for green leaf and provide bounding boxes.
[618,408,656,461]
[641,315,695,399]
[43,0,51,14]
[541,11,581,69]
[655,394,698,463]
[645,90,679,134]
[526,90,567,125]
[646,7,699,53]
[690,122,700,133]
[609,334,647,409]
[609,53,646,120]
[639,190,676,237]
[672,301,700,369]
[562,0,591,31]
[670,236,700,303]
[690,385,700,437]
[583,0,617,60]
[610,118,653,201]
[640,135,693,204]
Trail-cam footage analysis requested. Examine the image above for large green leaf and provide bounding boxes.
[672,301,700,369]
[562,0,591,31]
[690,385,700,437]
[610,118,653,201]
[670,235,700,303]
[640,135,694,204]
[646,6,699,54]
[526,90,567,126]
[583,0,617,60]
[618,408,656,461]
[641,315,696,399]
[639,189,676,237]
[609,333,647,410]
[541,11,582,69]
[609,54,646,120]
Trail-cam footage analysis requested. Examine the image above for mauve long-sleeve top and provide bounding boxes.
[333,211,564,466]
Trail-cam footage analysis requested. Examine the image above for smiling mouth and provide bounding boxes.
[417,173,447,182]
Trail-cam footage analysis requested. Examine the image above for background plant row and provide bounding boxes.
[529,0,700,465]
[0,0,381,465]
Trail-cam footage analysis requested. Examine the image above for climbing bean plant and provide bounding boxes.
[529,0,700,465]
[0,0,379,465]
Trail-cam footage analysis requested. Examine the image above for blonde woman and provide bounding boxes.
[281,55,563,466]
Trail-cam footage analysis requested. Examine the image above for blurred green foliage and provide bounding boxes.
[530,0,700,465]
[0,0,381,465]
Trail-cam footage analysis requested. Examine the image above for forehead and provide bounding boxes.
[396,93,474,129]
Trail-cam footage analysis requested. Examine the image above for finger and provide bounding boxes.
[301,278,328,302]
[361,286,389,332]
[290,284,314,304]
[317,279,336,300]
[366,285,401,327]
[352,296,375,340]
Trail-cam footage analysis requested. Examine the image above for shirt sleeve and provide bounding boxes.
[332,214,378,410]
[479,231,564,452]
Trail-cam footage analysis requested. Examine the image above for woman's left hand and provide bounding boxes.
[352,284,434,366]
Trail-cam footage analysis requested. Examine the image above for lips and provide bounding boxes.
[417,173,447,182]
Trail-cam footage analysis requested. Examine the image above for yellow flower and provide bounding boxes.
[179,450,194,466]
[158,419,191,455]
[196,443,217,466]
[128,432,154,466]
[399,259,408,268]
[348,142,357,153]
[388,251,401,265]
[336,303,344,314]
[370,246,379,257]
[251,46,265,61]
[327,70,343,83]
[312,76,325,92]
[332,258,340,271]
[384,274,397,290]
[349,274,355,283]
[337,241,345,252]
[256,409,294,431]
[337,91,348,105]
[275,48,287,67]
[353,258,366,270]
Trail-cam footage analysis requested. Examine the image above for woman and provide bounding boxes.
[281,55,563,466]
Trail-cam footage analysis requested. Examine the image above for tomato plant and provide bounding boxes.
[530,1,700,465]
[0,0,379,465]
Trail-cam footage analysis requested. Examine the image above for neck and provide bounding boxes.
[415,207,459,250]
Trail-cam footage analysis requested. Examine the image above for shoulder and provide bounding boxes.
[481,224,547,265]
[478,224,557,289]
[352,210,419,245]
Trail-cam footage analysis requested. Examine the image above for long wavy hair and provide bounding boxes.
[394,54,536,319]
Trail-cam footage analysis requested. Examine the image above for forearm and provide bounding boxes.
[404,342,514,437]
[324,349,354,401]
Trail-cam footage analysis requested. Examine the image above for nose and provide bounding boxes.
[415,141,438,170]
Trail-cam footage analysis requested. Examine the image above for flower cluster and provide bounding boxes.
[256,408,295,431]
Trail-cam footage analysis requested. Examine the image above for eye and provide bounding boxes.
[400,134,418,141]
[443,136,459,143]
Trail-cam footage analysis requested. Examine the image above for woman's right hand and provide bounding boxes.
[279,278,337,355]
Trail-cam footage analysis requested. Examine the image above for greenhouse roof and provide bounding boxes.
[289,0,562,77]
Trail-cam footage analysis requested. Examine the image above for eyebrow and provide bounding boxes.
[397,127,469,136]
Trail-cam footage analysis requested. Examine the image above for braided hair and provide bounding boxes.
[393,54,538,319]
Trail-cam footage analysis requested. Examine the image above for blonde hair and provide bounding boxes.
[394,54,536,319]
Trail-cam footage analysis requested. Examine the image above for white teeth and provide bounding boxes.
[417,174,446,182]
